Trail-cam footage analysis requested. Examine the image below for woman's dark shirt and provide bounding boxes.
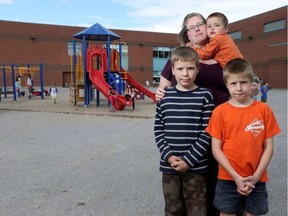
[161,60,229,107]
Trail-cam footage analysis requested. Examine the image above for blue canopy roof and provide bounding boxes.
[73,23,121,41]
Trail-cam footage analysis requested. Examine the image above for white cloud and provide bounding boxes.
[128,6,171,17]
[86,15,103,20]
[109,0,287,33]
[0,0,286,34]
[0,0,14,4]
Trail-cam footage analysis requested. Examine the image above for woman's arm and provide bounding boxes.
[199,59,218,64]
[159,75,172,89]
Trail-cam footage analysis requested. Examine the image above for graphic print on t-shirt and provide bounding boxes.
[245,119,264,137]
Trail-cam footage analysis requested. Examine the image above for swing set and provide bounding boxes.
[0,63,45,101]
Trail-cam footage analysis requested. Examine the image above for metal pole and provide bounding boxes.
[11,64,17,101]
[73,38,77,106]
[82,36,87,107]
[39,63,44,99]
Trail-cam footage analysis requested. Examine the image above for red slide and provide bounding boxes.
[86,45,156,110]
[124,70,156,102]
[86,46,131,111]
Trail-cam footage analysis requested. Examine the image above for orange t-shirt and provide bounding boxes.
[191,33,243,68]
[206,101,281,182]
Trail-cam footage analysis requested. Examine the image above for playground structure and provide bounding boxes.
[70,23,156,111]
[0,63,45,101]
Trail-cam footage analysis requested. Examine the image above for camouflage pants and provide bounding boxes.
[162,173,207,216]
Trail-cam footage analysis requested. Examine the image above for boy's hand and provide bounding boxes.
[235,176,255,196]
[167,155,181,165]
[171,159,189,172]
[242,175,258,186]
[237,185,253,196]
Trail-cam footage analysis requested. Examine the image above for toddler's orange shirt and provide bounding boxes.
[191,33,243,68]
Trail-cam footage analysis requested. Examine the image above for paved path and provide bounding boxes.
[0,88,286,216]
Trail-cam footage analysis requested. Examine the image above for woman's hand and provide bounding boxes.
[155,75,172,101]
[155,87,166,101]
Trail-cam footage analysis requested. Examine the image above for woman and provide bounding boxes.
[156,13,230,216]
[157,12,229,107]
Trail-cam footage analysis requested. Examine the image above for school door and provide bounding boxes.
[62,71,71,87]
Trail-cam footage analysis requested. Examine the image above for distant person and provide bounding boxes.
[154,46,214,215]
[145,80,150,88]
[260,82,270,103]
[17,74,22,85]
[206,58,281,216]
[188,12,243,68]
[125,84,135,110]
[108,86,118,112]
[250,76,261,100]
[16,75,25,97]
[26,74,33,99]
[15,78,21,97]
[49,83,58,103]
[26,74,33,89]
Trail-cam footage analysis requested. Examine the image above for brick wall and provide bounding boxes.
[0,6,286,88]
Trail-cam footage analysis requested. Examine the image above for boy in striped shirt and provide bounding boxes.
[154,46,214,215]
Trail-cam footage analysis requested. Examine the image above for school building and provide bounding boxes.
[0,6,286,88]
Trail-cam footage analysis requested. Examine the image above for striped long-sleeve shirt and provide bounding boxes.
[154,86,214,174]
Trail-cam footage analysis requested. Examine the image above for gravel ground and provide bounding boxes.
[0,87,286,216]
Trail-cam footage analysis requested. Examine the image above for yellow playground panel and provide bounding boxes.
[70,55,85,104]
[14,66,40,87]
[0,65,39,87]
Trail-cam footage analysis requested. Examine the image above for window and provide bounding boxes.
[229,31,242,40]
[153,50,158,58]
[68,42,82,56]
[164,51,170,58]
[153,46,173,80]
[264,19,286,33]
[153,47,173,59]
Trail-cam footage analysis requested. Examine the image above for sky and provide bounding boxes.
[0,0,287,33]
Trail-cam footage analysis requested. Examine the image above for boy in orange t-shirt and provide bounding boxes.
[206,58,281,216]
[188,12,243,68]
